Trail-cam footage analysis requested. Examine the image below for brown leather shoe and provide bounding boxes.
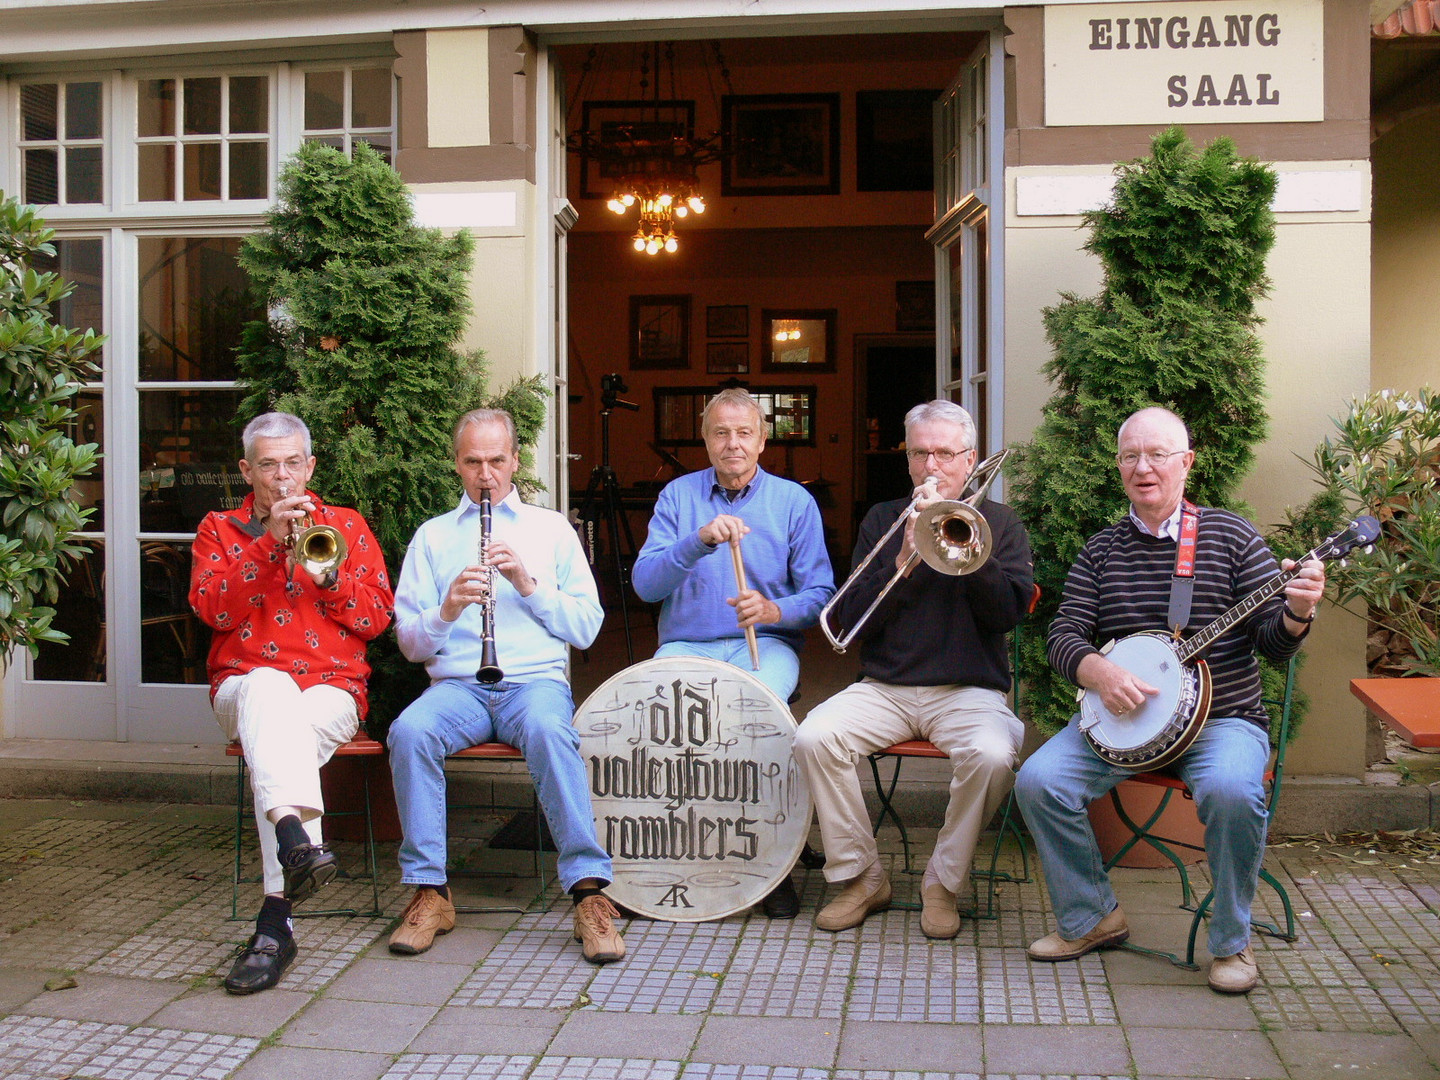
[920,880,961,940]
[388,888,456,955]
[1026,906,1129,961]
[1208,944,1258,993]
[815,865,892,932]
[574,893,626,964]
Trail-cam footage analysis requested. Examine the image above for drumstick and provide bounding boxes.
[729,536,762,671]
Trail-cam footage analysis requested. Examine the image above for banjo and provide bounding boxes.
[1079,515,1380,770]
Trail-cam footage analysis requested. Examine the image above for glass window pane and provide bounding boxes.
[183,143,221,200]
[138,388,246,532]
[351,68,391,128]
[21,83,57,141]
[137,237,259,382]
[30,540,106,682]
[32,238,105,372]
[138,79,175,137]
[305,70,345,130]
[228,142,268,199]
[356,133,392,165]
[304,134,345,152]
[138,144,175,201]
[23,148,58,204]
[66,81,102,139]
[138,541,210,685]
[229,75,269,134]
[184,77,222,135]
[66,146,104,203]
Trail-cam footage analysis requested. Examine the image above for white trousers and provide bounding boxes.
[213,667,358,895]
[793,679,1024,894]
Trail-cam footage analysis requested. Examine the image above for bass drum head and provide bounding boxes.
[574,656,811,922]
[1079,634,1185,753]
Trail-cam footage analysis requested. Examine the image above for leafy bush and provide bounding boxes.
[0,193,102,668]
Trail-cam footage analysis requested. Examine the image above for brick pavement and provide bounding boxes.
[0,798,1437,1080]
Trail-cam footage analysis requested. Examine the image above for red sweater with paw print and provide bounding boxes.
[188,491,394,717]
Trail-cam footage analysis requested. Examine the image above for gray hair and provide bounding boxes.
[453,408,518,455]
[242,412,312,460]
[903,400,976,451]
[701,387,765,436]
[1117,406,1191,449]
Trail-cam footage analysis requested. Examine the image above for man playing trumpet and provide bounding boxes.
[793,400,1034,937]
[387,409,624,964]
[190,411,394,995]
[633,387,834,918]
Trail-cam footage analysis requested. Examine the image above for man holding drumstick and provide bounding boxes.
[634,387,835,918]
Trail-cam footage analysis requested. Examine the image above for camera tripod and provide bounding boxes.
[576,381,641,663]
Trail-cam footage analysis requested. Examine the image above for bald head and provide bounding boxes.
[1118,407,1189,450]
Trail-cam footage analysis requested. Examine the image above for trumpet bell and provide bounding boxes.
[295,523,347,576]
[913,501,992,576]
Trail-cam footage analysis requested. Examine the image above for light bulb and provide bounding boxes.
[688,196,705,213]
[657,192,673,208]
[621,193,635,207]
[607,199,626,214]
[646,238,661,254]
[674,205,688,218]
[633,235,647,252]
[664,236,678,253]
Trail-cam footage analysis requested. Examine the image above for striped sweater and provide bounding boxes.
[1047,507,1307,730]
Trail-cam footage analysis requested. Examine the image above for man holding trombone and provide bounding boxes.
[633,387,834,917]
[386,409,625,965]
[191,411,394,994]
[794,400,1034,938]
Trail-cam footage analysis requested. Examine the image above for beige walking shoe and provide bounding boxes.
[1026,906,1129,961]
[388,887,456,955]
[815,863,892,932]
[1208,944,1258,993]
[574,893,626,964]
[920,880,962,940]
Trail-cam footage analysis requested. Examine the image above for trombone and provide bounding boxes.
[819,447,1011,653]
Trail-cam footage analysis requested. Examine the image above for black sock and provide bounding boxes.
[571,886,604,905]
[274,815,308,860]
[256,895,293,941]
[420,883,449,901]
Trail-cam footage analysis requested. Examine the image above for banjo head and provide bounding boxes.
[1080,634,1188,753]
[574,656,811,922]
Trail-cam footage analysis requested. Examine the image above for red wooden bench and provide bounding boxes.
[1351,677,1440,749]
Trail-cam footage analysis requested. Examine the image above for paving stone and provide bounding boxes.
[0,1015,130,1079]
[146,985,312,1036]
[449,929,597,1009]
[529,1056,684,1080]
[280,998,439,1053]
[364,926,505,965]
[691,1016,839,1068]
[980,1024,1133,1076]
[1128,1027,1286,1078]
[681,1068,832,1080]
[1109,983,1261,1029]
[835,1019,983,1072]
[978,947,1116,1025]
[0,965,48,1011]
[549,1009,703,1059]
[409,1005,567,1054]
[231,1046,393,1080]
[712,915,855,1019]
[1269,1029,1440,1079]
[382,1055,536,1079]
[14,972,183,1024]
[326,957,473,1006]
[70,1025,259,1079]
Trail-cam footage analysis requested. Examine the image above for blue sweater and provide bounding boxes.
[633,466,835,652]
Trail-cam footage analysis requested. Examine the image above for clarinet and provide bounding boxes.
[475,489,504,684]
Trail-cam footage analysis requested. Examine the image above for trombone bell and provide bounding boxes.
[913,501,992,576]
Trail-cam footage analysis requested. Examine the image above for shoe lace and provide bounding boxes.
[403,890,439,926]
[576,895,619,935]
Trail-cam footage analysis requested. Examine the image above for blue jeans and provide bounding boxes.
[387,677,613,893]
[654,636,800,702]
[1014,713,1270,958]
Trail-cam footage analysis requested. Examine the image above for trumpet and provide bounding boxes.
[277,485,347,580]
[819,447,1011,653]
[475,488,503,684]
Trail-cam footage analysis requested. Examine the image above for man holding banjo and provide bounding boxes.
[632,387,835,919]
[1015,406,1326,994]
[386,408,626,965]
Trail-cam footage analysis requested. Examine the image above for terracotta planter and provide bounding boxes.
[320,754,402,842]
[1087,776,1207,868]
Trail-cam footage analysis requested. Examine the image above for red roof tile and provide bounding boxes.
[1375,0,1440,38]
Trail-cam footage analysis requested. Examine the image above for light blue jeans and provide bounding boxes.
[387,677,613,893]
[654,636,800,702]
[1014,713,1270,958]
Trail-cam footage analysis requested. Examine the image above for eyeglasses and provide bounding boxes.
[1117,449,1186,470]
[254,457,307,475]
[905,447,971,465]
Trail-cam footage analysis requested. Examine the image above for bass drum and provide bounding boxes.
[574,656,811,922]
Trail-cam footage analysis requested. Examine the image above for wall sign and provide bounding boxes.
[1044,0,1324,127]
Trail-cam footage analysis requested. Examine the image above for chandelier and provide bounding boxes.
[567,43,730,255]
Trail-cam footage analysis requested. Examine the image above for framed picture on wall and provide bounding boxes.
[706,304,748,338]
[579,100,695,200]
[706,341,749,374]
[630,294,691,369]
[721,93,841,197]
[856,89,938,192]
[895,280,936,332]
[762,308,836,373]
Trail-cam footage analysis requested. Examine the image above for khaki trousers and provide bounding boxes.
[214,667,358,895]
[793,679,1023,893]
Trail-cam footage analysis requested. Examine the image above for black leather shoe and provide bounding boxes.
[760,874,800,919]
[223,932,297,995]
[281,843,338,904]
[798,843,826,871]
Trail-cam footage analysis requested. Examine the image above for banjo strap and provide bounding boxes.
[1167,501,1200,639]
